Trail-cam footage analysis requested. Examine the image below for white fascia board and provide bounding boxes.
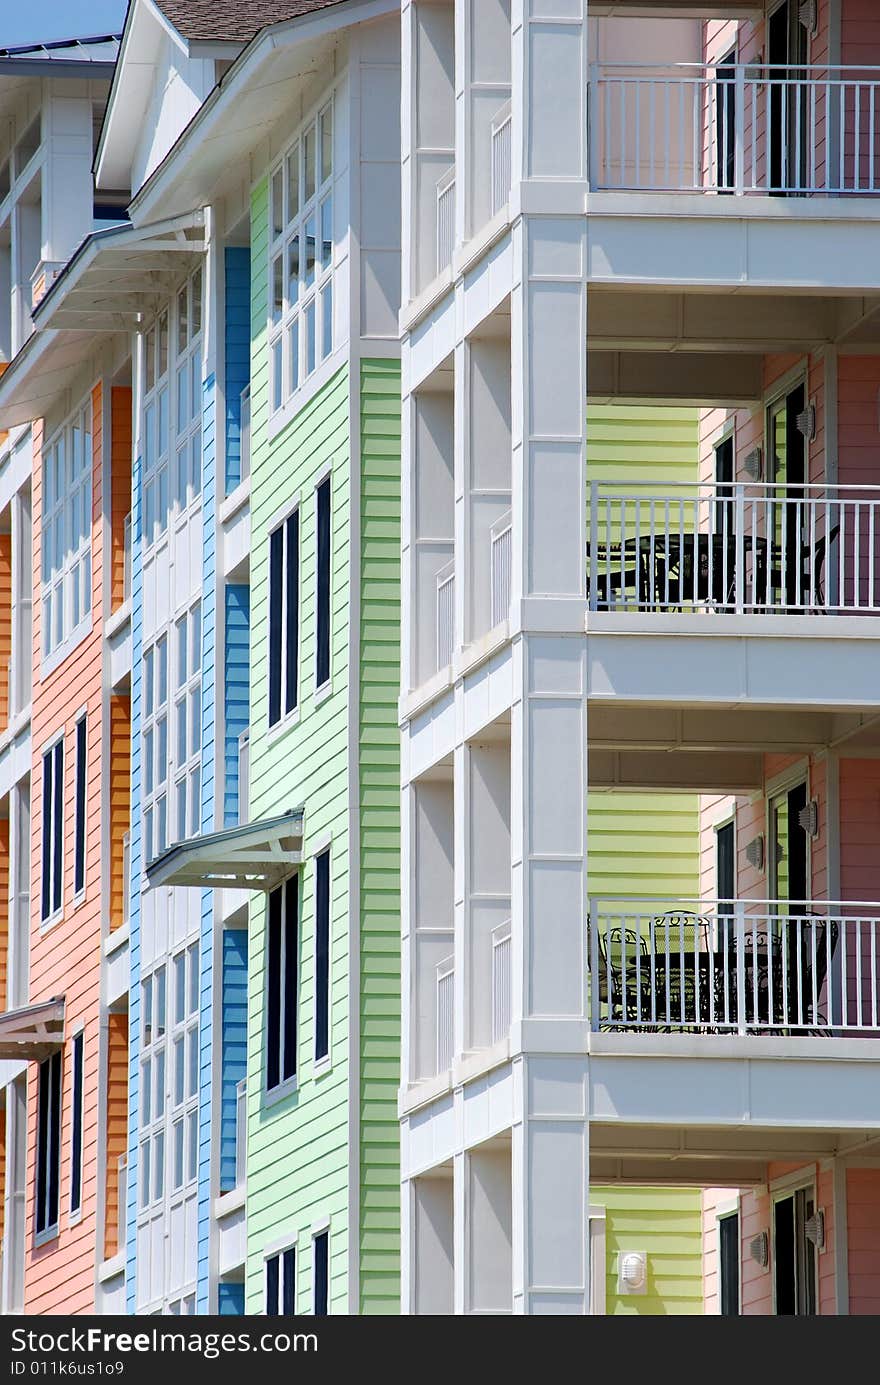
[95,0,167,192]
[129,0,398,226]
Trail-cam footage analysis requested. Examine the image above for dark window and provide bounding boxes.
[719,1211,740,1315]
[313,1229,329,1315]
[41,740,64,921]
[266,876,298,1091]
[35,1051,62,1237]
[716,49,737,193]
[266,1245,296,1315]
[714,435,734,537]
[268,511,299,727]
[69,1032,84,1215]
[717,821,735,908]
[315,477,331,687]
[773,1186,817,1316]
[74,717,87,896]
[314,850,330,1063]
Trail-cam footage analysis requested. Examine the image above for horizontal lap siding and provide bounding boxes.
[26,384,106,1312]
[246,175,352,1314]
[224,248,251,494]
[223,585,250,828]
[220,931,248,1194]
[359,360,401,1313]
[847,1167,880,1314]
[593,1187,704,1315]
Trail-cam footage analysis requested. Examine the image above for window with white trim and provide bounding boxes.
[313,1228,329,1316]
[73,715,87,897]
[142,265,203,549]
[40,737,63,922]
[172,601,202,844]
[41,400,92,660]
[138,963,167,1213]
[173,266,203,510]
[315,477,331,689]
[69,1030,84,1217]
[35,1051,61,1239]
[266,876,298,1092]
[142,309,170,549]
[265,1246,296,1315]
[314,849,330,1064]
[169,941,200,1200]
[142,634,169,863]
[268,509,299,727]
[269,101,334,411]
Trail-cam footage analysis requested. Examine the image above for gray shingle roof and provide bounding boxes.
[153,0,348,45]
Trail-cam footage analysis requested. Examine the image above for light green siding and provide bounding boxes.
[588,793,701,900]
[593,1187,705,1315]
[358,359,402,1313]
[246,173,353,1313]
[587,403,701,485]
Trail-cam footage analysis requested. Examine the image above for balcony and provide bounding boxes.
[591,63,880,197]
[589,898,880,1036]
[587,481,880,616]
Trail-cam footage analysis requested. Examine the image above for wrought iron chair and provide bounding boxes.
[594,925,653,1027]
[649,911,712,1028]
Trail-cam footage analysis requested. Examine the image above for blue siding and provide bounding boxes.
[224,584,250,828]
[225,247,251,494]
[218,1282,245,1315]
[198,371,218,1312]
[220,929,249,1192]
[125,452,144,1313]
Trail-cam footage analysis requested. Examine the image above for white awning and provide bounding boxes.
[0,997,65,1061]
[146,810,304,893]
[0,212,206,429]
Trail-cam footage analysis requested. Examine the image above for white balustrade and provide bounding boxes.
[436,560,455,670]
[436,957,454,1074]
[491,103,512,216]
[436,167,456,275]
[490,510,512,629]
[491,922,512,1044]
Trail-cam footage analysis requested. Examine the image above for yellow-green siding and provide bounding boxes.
[593,1188,705,1315]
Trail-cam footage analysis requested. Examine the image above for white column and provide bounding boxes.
[509,0,590,1314]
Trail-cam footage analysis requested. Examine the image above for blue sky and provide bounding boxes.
[1,1,128,47]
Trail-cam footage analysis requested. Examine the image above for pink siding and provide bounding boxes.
[847,1168,880,1314]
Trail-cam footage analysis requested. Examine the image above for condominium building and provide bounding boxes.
[398,0,880,1315]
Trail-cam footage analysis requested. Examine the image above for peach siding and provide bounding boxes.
[110,387,132,611]
[25,383,106,1313]
[847,1168,880,1314]
[0,533,11,735]
[0,817,8,1015]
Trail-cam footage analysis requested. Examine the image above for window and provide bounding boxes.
[714,434,734,537]
[138,942,199,1215]
[716,819,735,946]
[42,401,92,660]
[265,1246,296,1315]
[718,1210,740,1316]
[269,101,334,410]
[142,310,170,549]
[169,941,200,1198]
[313,1229,329,1315]
[266,876,298,1091]
[315,477,331,689]
[138,963,168,1212]
[142,635,169,863]
[142,266,203,551]
[35,1051,61,1238]
[774,1185,817,1316]
[74,716,87,897]
[268,511,299,726]
[41,739,63,922]
[69,1031,84,1216]
[172,602,202,844]
[314,850,330,1063]
[173,266,203,512]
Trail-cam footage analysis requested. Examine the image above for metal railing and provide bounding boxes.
[587,480,880,615]
[591,62,880,195]
[589,897,880,1034]
[238,729,249,826]
[123,513,131,603]
[491,922,512,1044]
[436,560,455,670]
[436,956,454,1073]
[240,385,251,483]
[436,166,456,275]
[235,1078,246,1186]
[490,509,512,628]
[491,102,512,215]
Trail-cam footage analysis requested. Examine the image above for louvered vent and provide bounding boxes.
[743,446,763,480]
[745,835,765,872]
[798,799,819,838]
[749,1231,769,1267]
[799,1,818,36]
[804,1209,825,1250]
[796,403,817,441]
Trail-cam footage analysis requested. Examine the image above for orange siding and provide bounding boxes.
[109,696,131,931]
[110,387,132,611]
[0,817,8,1015]
[0,532,11,734]
[25,383,106,1313]
[103,1012,128,1262]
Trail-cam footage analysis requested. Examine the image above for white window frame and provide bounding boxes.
[714,1195,741,1316]
[68,1027,85,1222]
[770,1174,820,1316]
[265,876,298,1098]
[264,1243,296,1316]
[268,99,335,413]
[267,506,299,730]
[171,600,202,845]
[73,713,87,901]
[40,734,64,925]
[141,633,169,865]
[311,1223,330,1316]
[34,1050,62,1244]
[41,397,93,667]
[137,960,168,1216]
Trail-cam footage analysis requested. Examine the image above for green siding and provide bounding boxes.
[358,359,402,1313]
[588,792,701,900]
[246,173,353,1313]
[593,1187,705,1315]
[587,404,701,484]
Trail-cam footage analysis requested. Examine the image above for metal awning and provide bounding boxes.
[146,810,305,893]
[0,212,206,430]
[0,997,65,1061]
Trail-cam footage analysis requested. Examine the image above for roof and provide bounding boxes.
[146,810,305,892]
[0,34,120,75]
[154,0,348,45]
[0,997,65,1062]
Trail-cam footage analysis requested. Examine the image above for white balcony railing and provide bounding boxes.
[436,166,456,275]
[591,63,880,196]
[436,560,455,670]
[491,921,512,1044]
[589,898,880,1035]
[235,1078,246,1187]
[491,102,512,216]
[490,509,512,629]
[587,480,880,615]
[436,956,454,1073]
[240,385,251,483]
[238,729,249,826]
